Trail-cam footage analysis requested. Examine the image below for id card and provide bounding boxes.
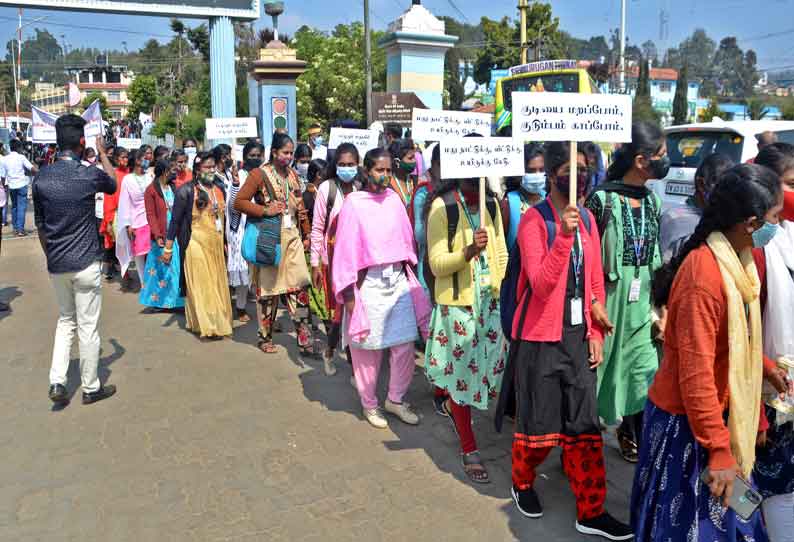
[628,277,642,303]
[282,213,293,229]
[215,217,222,232]
[570,297,583,326]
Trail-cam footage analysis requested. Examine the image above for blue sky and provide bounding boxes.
[1,0,793,72]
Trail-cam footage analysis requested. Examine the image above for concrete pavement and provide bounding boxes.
[0,235,635,541]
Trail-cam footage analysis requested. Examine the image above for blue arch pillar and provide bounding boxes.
[209,16,237,144]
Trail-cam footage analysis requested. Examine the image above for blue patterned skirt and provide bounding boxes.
[630,401,768,542]
[139,239,184,309]
[754,406,794,498]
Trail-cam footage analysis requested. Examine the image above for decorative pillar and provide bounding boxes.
[379,0,457,110]
[209,16,237,143]
[249,40,307,144]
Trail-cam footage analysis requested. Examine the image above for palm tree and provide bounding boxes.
[745,97,769,120]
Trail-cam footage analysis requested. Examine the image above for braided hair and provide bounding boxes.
[653,163,781,306]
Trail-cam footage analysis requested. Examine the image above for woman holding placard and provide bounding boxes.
[388,138,418,208]
[502,142,546,251]
[506,142,631,540]
[423,164,509,483]
[584,121,668,463]
[234,133,313,356]
[332,147,431,429]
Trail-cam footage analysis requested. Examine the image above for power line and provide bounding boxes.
[445,0,469,22]
[0,15,173,40]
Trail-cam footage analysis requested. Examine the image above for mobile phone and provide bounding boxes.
[700,468,762,520]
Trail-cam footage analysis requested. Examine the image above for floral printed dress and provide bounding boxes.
[425,250,506,411]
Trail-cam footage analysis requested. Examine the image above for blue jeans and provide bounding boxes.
[9,185,28,232]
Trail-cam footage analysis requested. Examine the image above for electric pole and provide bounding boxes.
[364,0,372,126]
[16,8,22,132]
[518,0,528,64]
[619,0,626,93]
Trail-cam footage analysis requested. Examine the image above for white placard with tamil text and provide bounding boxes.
[440,137,524,180]
[328,128,380,159]
[205,117,258,140]
[411,108,492,140]
[511,92,632,142]
[116,137,142,150]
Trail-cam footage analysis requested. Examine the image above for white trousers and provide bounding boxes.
[48,261,102,393]
[763,492,794,542]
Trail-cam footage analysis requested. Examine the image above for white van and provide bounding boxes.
[648,119,794,210]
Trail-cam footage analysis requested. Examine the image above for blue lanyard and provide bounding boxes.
[572,229,583,294]
[625,198,646,268]
[457,189,480,230]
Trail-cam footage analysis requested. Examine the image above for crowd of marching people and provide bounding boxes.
[22,112,794,541]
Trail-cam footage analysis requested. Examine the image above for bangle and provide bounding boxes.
[163,247,173,254]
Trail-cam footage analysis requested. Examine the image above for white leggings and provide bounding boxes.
[763,492,794,542]
[134,255,147,281]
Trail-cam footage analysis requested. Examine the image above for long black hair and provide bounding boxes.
[653,163,781,306]
[695,153,735,202]
[293,143,312,163]
[754,142,794,177]
[606,121,665,181]
[154,159,174,185]
[192,151,215,210]
[326,142,360,181]
[307,159,327,185]
[388,138,415,174]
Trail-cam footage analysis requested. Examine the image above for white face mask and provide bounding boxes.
[521,172,547,196]
[295,163,309,178]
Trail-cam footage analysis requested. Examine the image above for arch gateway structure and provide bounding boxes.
[0,0,258,128]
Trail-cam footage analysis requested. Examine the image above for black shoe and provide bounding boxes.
[48,384,69,405]
[0,301,9,312]
[512,486,543,518]
[575,512,633,540]
[433,395,449,417]
[82,384,116,405]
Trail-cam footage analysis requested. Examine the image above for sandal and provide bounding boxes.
[258,341,278,354]
[461,451,490,484]
[617,428,639,463]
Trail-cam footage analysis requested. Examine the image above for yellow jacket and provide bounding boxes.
[427,192,508,306]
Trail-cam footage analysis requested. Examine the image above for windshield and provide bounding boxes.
[666,131,744,169]
[503,73,580,110]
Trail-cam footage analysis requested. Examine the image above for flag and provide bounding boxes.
[67,83,81,107]
[31,106,58,143]
[82,99,103,138]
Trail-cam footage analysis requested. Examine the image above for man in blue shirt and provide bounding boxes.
[33,114,118,406]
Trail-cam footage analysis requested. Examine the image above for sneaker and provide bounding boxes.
[48,384,69,405]
[363,407,388,429]
[433,394,449,417]
[323,350,336,376]
[511,486,543,518]
[82,384,117,405]
[575,512,633,541]
[384,399,419,425]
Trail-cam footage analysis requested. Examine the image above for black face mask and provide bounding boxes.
[224,157,233,169]
[244,158,263,170]
[167,172,177,183]
[554,171,589,198]
[647,155,671,180]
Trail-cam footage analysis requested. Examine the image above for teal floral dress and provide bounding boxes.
[424,210,506,410]
[140,186,184,309]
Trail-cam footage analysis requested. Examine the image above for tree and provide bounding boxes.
[187,24,210,62]
[5,29,65,84]
[712,37,758,98]
[128,75,158,118]
[698,97,722,122]
[641,40,658,65]
[672,64,689,125]
[782,99,794,121]
[81,91,111,121]
[472,16,517,85]
[633,57,659,124]
[745,97,769,120]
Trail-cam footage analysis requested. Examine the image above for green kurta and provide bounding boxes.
[585,188,662,424]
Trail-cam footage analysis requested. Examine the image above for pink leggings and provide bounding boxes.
[350,342,415,410]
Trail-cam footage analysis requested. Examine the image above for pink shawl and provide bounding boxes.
[332,189,431,342]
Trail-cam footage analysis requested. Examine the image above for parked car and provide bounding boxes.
[648,119,794,210]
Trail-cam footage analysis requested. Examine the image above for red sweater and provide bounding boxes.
[144,183,170,242]
[512,203,606,343]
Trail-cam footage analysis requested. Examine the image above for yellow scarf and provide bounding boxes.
[706,231,763,478]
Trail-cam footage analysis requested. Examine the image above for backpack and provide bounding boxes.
[499,200,592,340]
[323,180,338,236]
[423,190,498,305]
[505,190,525,251]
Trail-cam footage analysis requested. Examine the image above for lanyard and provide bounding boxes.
[394,177,411,205]
[625,198,646,271]
[457,188,479,230]
[572,228,583,294]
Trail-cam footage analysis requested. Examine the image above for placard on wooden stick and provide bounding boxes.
[411,108,492,140]
[511,92,633,204]
[439,137,524,180]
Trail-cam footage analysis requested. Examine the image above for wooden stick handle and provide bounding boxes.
[569,140,577,207]
[479,177,486,228]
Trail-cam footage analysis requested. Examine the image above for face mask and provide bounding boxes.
[244,158,263,170]
[295,163,309,178]
[311,135,325,147]
[199,172,215,186]
[647,155,671,180]
[782,190,794,222]
[369,174,390,188]
[521,172,546,197]
[275,156,291,168]
[224,157,233,169]
[752,221,780,248]
[337,166,358,183]
[398,160,416,173]
[554,172,589,198]
[167,172,177,183]
[140,159,150,170]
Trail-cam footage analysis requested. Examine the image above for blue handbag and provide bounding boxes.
[242,216,282,266]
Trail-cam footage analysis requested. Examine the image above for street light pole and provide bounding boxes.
[619,0,626,93]
[518,0,528,64]
[15,8,22,132]
[364,0,372,126]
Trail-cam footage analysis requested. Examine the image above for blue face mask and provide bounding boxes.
[521,172,546,197]
[337,166,357,183]
[140,159,150,170]
[752,221,780,248]
[312,135,325,147]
